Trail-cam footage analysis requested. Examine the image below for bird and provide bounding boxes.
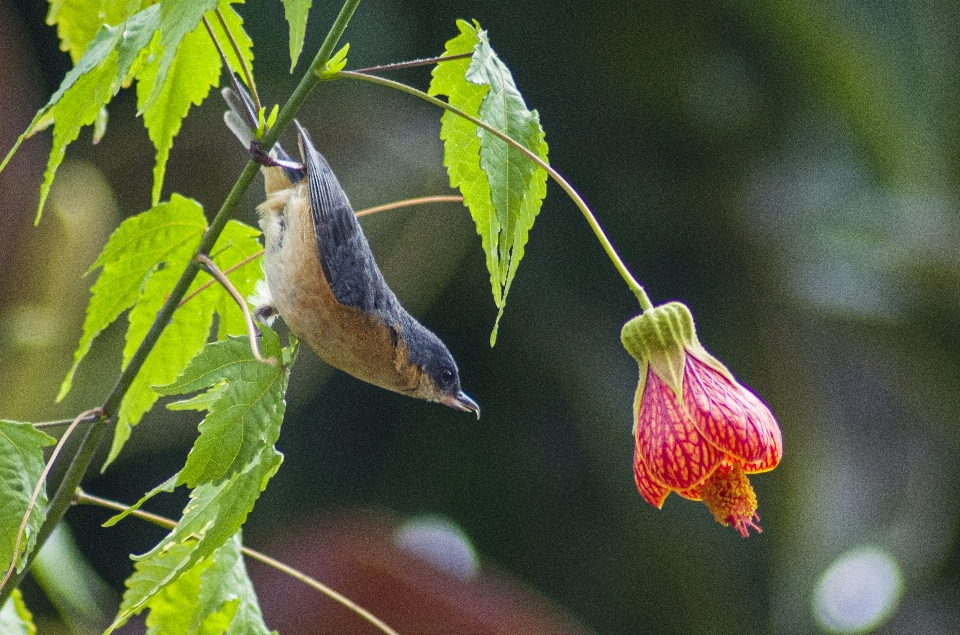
[223,85,479,416]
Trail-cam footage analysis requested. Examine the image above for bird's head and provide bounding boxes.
[404,324,479,418]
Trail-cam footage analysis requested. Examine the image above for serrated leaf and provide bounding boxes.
[0,5,161,220]
[207,1,254,79]
[281,0,312,71]
[46,0,130,64]
[0,589,36,635]
[142,541,216,635]
[58,196,207,402]
[139,1,253,204]
[140,0,220,112]
[106,330,289,631]
[35,50,119,223]
[429,20,549,345]
[118,533,271,635]
[137,18,221,206]
[109,219,263,469]
[197,534,271,635]
[108,447,283,633]
[158,329,286,488]
[110,294,214,469]
[0,421,56,575]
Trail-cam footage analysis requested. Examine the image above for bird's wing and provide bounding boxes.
[294,121,398,316]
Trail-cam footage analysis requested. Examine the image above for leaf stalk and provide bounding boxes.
[338,69,654,311]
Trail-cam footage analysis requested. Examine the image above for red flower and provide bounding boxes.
[622,303,783,537]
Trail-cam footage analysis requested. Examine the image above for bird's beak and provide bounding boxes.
[442,391,480,419]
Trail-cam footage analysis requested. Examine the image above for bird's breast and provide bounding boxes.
[256,178,427,396]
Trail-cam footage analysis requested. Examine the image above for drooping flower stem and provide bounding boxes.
[337,69,655,312]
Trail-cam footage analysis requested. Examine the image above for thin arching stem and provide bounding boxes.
[0,408,102,594]
[75,491,401,635]
[338,69,654,311]
[195,254,275,365]
[355,194,464,217]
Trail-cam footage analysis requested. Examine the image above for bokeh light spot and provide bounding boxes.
[812,546,903,633]
[395,515,478,581]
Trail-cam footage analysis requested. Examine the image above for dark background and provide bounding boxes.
[1,1,959,633]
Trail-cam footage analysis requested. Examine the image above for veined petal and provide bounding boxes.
[634,448,671,507]
[684,354,779,465]
[635,366,722,491]
[743,426,782,474]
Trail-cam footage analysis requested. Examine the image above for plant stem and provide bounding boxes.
[351,51,473,74]
[5,0,363,604]
[195,254,275,366]
[355,194,464,217]
[338,70,654,311]
[75,491,400,635]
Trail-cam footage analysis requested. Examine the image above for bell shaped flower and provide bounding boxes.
[621,302,782,537]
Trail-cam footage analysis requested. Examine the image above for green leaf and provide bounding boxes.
[158,329,287,487]
[106,330,289,632]
[430,20,549,345]
[111,219,263,469]
[137,19,220,206]
[35,50,119,223]
[468,26,549,344]
[142,541,216,635]
[58,192,263,468]
[58,196,207,403]
[108,448,283,632]
[0,589,36,635]
[281,0,312,71]
[118,534,271,635]
[0,5,161,221]
[196,534,271,635]
[46,0,131,64]
[207,1,254,80]
[139,1,253,204]
[0,421,56,575]
[139,0,220,113]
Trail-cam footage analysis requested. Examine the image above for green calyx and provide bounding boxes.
[621,302,698,399]
[621,301,737,407]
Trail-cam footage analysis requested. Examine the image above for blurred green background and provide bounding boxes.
[2,0,959,633]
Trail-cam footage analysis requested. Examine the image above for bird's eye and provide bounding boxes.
[441,369,454,383]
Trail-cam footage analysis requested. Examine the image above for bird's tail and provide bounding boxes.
[222,79,303,183]
[222,81,258,149]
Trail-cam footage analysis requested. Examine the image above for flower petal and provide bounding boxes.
[684,354,780,466]
[636,366,722,491]
[634,448,671,507]
[743,421,783,474]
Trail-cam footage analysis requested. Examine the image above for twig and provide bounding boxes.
[351,52,473,74]
[195,254,275,365]
[32,413,99,430]
[355,195,464,217]
[0,408,103,593]
[215,8,260,115]
[179,250,264,309]
[75,491,401,635]
[203,14,261,118]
